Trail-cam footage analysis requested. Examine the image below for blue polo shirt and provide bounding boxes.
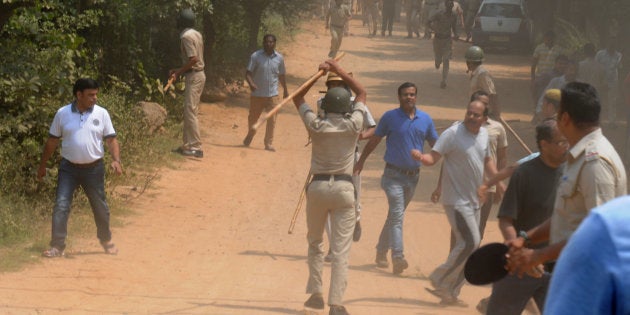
[246,49,286,97]
[375,107,438,170]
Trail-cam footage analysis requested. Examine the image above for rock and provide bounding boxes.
[135,101,167,134]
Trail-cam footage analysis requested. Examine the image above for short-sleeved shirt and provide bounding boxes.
[328,4,351,28]
[550,129,627,244]
[577,57,603,88]
[533,43,563,76]
[317,96,376,145]
[375,107,438,170]
[498,157,562,248]
[485,118,508,192]
[299,101,365,175]
[180,28,204,71]
[49,103,116,164]
[595,49,622,85]
[433,122,489,208]
[247,49,286,97]
[429,10,457,37]
[470,65,496,97]
[544,196,630,315]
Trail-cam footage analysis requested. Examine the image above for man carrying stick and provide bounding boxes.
[294,59,366,315]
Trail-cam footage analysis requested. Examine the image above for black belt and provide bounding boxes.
[386,163,419,176]
[312,174,353,183]
[64,158,102,168]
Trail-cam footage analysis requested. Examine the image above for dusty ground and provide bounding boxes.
[1,15,628,315]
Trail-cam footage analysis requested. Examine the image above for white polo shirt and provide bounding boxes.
[49,103,116,164]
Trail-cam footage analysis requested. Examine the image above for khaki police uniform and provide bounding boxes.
[299,100,366,306]
[551,129,627,244]
[328,4,352,58]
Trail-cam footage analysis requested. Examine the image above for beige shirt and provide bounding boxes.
[329,4,351,28]
[484,118,508,192]
[180,28,204,71]
[470,65,496,97]
[550,129,627,244]
[299,102,365,175]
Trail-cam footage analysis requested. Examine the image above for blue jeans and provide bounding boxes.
[376,167,419,259]
[50,159,112,250]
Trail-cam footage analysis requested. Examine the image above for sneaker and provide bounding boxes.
[329,305,349,315]
[181,149,203,158]
[42,247,64,258]
[392,257,408,275]
[324,250,333,263]
[264,145,276,152]
[304,293,325,310]
[375,252,389,268]
[352,221,362,242]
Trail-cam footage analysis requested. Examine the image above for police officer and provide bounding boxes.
[422,0,441,39]
[429,0,457,89]
[506,82,627,278]
[317,72,377,262]
[294,59,367,315]
[466,46,501,119]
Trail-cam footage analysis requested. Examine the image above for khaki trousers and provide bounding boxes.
[329,25,344,57]
[248,96,279,147]
[305,179,356,305]
[183,71,205,150]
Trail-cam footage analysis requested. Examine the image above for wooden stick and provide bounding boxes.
[163,77,175,91]
[251,52,346,131]
[499,117,532,155]
[288,171,312,234]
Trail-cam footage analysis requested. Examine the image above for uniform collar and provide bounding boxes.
[568,128,602,161]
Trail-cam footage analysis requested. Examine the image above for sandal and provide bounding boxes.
[100,241,119,255]
[42,247,64,258]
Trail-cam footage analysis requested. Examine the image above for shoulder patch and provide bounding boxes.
[584,142,600,162]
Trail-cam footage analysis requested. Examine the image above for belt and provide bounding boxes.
[385,163,419,176]
[434,33,451,39]
[65,158,102,168]
[184,68,204,74]
[311,174,353,183]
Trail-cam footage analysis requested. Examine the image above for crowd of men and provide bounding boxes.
[36,5,630,315]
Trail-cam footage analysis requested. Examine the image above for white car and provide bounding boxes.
[471,0,533,50]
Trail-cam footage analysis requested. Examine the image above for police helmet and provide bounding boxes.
[321,87,352,114]
[465,46,484,62]
[178,9,196,29]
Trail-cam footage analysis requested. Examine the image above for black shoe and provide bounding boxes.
[392,257,408,275]
[329,305,349,315]
[181,149,203,158]
[304,293,325,310]
[352,221,362,242]
[243,133,254,147]
[375,252,388,268]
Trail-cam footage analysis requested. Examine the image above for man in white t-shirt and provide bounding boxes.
[413,100,497,306]
[37,78,123,258]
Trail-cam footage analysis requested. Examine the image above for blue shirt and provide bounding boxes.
[375,107,438,170]
[545,196,630,315]
[246,49,286,97]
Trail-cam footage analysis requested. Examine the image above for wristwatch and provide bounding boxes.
[518,230,530,244]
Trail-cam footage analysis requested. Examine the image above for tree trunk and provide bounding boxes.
[244,0,271,52]
[202,9,216,84]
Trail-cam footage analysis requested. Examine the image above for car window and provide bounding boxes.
[479,4,523,18]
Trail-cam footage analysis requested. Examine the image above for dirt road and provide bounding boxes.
[1,16,626,315]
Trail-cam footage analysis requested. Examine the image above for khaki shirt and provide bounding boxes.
[550,129,627,244]
[469,65,496,97]
[429,10,457,37]
[180,28,204,71]
[329,4,351,28]
[484,118,508,192]
[299,102,366,175]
